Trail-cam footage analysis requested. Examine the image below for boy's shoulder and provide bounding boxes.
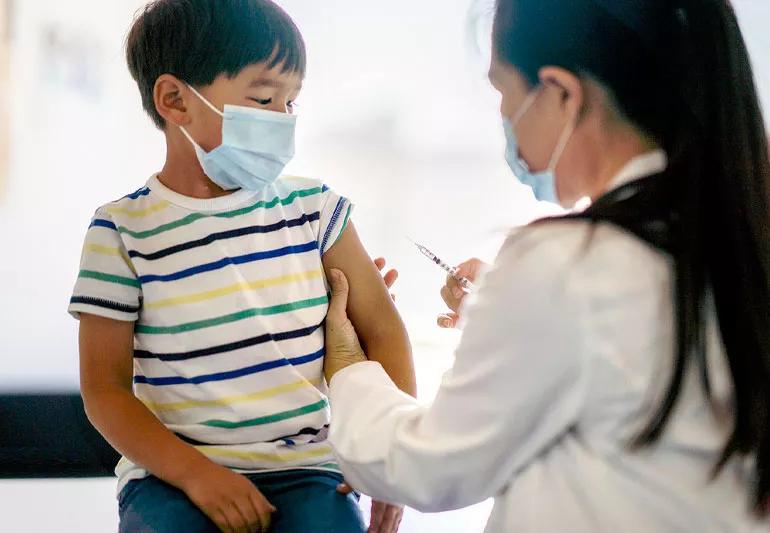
[89,176,344,222]
[275,175,328,194]
[90,183,156,221]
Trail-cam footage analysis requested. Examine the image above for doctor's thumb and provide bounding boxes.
[327,269,350,321]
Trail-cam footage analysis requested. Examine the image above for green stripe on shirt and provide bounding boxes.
[202,399,329,429]
[135,295,329,334]
[339,203,353,237]
[78,270,141,288]
[119,187,324,239]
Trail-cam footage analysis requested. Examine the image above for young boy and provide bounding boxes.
[69,1,415,531]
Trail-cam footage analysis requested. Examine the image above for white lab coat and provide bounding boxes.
[328,152,768,532]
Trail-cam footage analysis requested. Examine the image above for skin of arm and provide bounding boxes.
[78,313,212,486]
[322,221,417,397]
[79,314,276,532]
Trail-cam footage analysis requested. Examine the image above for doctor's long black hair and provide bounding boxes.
[494,0,770,514]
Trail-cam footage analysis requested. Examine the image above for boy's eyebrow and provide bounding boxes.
[248,79,303,92]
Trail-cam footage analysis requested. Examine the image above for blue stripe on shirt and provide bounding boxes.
[89,219,117,230]
[123,187,151,200]
[134,347,325,386]
[137,240,319,284]
[320,198,345,254]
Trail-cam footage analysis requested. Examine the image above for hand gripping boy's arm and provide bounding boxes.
[322,222,417,397]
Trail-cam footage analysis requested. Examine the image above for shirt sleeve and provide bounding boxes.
[68,209,142,322]
[328,229,591,512]
[317,184,354,255]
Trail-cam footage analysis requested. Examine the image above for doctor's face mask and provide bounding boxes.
[490,59,577,205]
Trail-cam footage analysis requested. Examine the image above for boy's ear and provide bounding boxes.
[154,74,191,127]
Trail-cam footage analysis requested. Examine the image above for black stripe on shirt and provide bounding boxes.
[133,322,323,361]
[70,296,140,315]
[267,425,328,443]
[127,212,321,261]
[174,425,328,447]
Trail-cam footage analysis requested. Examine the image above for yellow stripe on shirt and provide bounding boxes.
[144,269,325,310]
[145,379,317,412]
[85,244,137,275]
[199,445,333,463]
[86,244,122,257]
[107,201,170,218]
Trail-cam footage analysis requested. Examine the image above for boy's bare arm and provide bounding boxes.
[79,314,275,531]
[322,222,417,396]
[79,314,210,486]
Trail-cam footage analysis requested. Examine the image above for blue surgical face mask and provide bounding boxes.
[180,85,296,192]
[503,89,575,204]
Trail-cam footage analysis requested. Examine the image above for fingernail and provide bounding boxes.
[440,318,451,327]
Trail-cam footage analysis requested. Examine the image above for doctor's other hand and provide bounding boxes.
[374,257,398,301]
[324,269,367,384]
[438,258,487,329]
[368,500,404,533]
[336,484,404,533]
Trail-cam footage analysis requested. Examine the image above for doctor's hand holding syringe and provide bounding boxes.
[436,257,487,329]
[407,238,488,330]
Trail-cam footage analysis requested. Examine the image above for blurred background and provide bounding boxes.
[0,0,768,530]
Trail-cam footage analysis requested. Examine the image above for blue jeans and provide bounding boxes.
[118,469,365,532]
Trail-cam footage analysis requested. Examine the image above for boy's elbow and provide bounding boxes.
[80,382,127,427]
[80,386,107,427]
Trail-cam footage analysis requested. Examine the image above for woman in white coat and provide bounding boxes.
[323,0,770,531]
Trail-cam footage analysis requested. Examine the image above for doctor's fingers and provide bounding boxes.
[437,312,460,329]
[440,284,464,313]
[383,506,404,533]
[327,269,351,324]
[374,257,399,290]
[454,258,486,286]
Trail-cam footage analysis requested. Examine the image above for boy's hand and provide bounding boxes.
[181,461,276,533]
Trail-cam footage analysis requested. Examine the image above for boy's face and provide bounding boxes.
[183,61,303,153]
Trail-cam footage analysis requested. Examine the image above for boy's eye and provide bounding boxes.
[287,100,299,110]
[249,97,272,105]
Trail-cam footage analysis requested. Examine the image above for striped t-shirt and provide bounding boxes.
[68,174,353,493]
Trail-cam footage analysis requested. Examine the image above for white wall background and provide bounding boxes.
[0,1,768,531]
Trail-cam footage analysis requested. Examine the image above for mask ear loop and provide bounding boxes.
[511,90,540,128]
[507,89,543,173]
[179,125,203,151]
[543,78,578,172]
[547,116,577,172]
[186,84,225,117]
[179,84,225,154]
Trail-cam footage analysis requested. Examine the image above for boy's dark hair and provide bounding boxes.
[126,0,306,129]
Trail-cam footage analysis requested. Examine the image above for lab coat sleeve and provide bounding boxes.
[328,232,591,512]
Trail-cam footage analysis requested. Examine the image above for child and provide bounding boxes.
[69,1,415,531]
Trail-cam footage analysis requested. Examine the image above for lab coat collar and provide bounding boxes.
[570,149,667,212]
[605,149,668,193]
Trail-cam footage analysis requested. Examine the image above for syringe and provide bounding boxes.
[408,238,476,292]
